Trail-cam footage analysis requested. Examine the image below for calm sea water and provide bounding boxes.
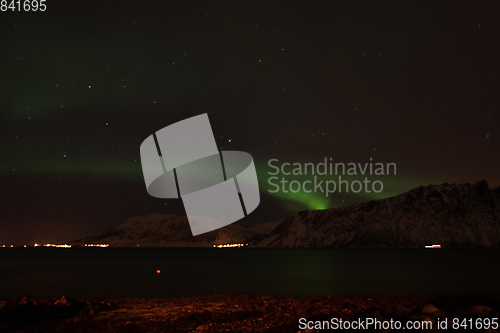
[0,248,499,299]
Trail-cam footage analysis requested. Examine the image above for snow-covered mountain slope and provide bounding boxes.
[257,181,500,248]
[71,213,279,247]
[72,181,500,248]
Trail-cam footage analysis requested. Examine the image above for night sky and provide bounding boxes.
[2,1,499,246]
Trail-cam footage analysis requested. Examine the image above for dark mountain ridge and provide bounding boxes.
[257,181,500,247]
[72,181,500,248]
[70,213,280,247]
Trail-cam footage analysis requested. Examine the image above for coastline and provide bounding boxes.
[1,294,499,332]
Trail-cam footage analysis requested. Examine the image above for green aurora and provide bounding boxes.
[4,153,445,213]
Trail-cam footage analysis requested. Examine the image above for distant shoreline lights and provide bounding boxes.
[27,243,110,248]
[213,243,246,248]
[34,243,71,248]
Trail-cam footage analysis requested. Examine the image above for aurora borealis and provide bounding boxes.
[2,1,499,245]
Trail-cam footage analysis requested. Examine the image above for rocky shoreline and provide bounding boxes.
[1,294,499,332]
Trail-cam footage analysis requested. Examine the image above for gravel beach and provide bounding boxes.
[1,294,499,332]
